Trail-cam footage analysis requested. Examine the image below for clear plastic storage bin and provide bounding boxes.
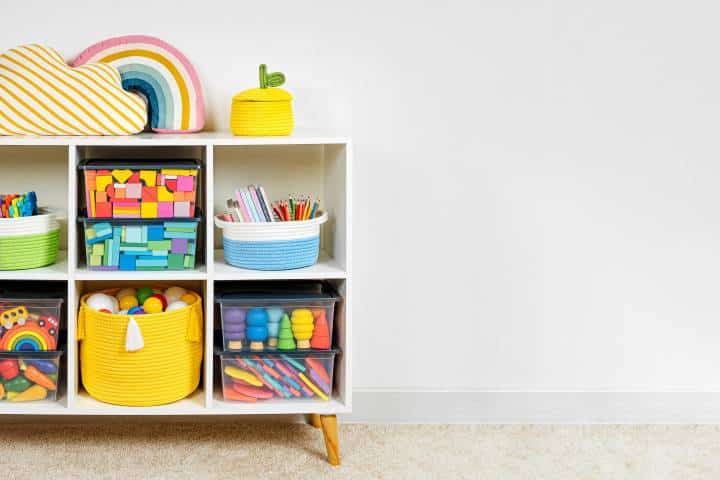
[216,282,338,352]
[79,160,200,219]
[218,349,337,402]
[0,350,63,402]
[0,297,62,351]
[81,217,200,271]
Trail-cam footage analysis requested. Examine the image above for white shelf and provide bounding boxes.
[211,388,350,415]
[0,130,350,147]
[0,133,352,417]
[0,250,68,281]
[74,263,207,281]
[71,388,206,415]
[0,394,68,415]
[213,250,346,280]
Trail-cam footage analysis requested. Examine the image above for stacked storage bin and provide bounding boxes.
[0,285,64,403]
[215,282,340,403]
[79,160,201,271]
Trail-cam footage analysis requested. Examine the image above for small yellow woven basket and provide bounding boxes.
[230,87,293,136]
[77,289,203,407]
[230,64,294,136]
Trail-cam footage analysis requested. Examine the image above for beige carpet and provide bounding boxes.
[3,423,720,479]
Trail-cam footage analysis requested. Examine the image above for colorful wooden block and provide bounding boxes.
[168,254,185,270]
[106,184,115,199]
[174,201,191,217]
[140,170,156,187]
[142,186,157,202]
[114,185,126,199]
[128,172,140,183]
[171,238,188,254]
[158,202,174,217]
[126,183,142,199]
[157,174,165,186]
[95,175,112,193]
[119,254,136,270]
[96,191,107,203]
[95,202,112,218]
[112,169,133,183]
[173,191,185,202]
[166,179,178,192]
[141,202,158,218]
[177,176,194,192]
[148,225,164,241]
[148,240,172,251]
[125,226,143,244]
[157,186,174,202]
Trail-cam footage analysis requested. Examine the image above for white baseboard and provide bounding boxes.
[341,390,720,424]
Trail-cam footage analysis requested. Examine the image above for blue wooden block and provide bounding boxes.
[119,254,136,270]
[125,226,143,243]
[136,256,168,267]
[148,225,164,241]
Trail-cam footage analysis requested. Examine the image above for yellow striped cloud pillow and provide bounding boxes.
[0,44,147,135]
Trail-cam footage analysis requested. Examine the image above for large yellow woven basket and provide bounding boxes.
[78,289,203,406]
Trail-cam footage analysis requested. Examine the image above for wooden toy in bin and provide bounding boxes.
[230,64,293,136]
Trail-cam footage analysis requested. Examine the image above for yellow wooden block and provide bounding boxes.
[90,191,96,217]
[95,175,112,192]
[112,169,133,184]
[161,169,191,176]
[157,186,174,201]
[141,202,158,218]
[140,170,157,187]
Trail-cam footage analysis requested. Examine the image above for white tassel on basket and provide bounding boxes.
[125,317,144,352]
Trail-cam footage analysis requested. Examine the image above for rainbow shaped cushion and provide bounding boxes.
[73,35,205,133]
[0,44,147,135]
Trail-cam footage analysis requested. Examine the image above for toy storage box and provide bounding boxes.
[81,217,200,271]
[0,350,63,403]
[218,350,337,402]
[79,160,200,219]
[0,297,62,351]
[216,282,338,352]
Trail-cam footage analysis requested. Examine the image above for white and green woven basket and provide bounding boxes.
[0,209,61,270]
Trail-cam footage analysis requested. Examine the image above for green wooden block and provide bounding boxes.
[148,240,172,251]
[168,253,185,270]
[92,243,105,255]
[90,254,102,266]
[183,255,195,268]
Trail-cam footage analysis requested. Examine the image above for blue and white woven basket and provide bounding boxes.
[214,212,328,270]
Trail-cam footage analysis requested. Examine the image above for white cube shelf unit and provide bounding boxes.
[0,131,352,464]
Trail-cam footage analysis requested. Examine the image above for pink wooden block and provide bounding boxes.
[158,202,174,217]
[177,176,194,192]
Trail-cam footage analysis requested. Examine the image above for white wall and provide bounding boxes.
[3,0,720,420]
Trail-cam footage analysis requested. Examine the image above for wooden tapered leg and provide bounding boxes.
[319,414,340,466]
[307,413,321,428]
